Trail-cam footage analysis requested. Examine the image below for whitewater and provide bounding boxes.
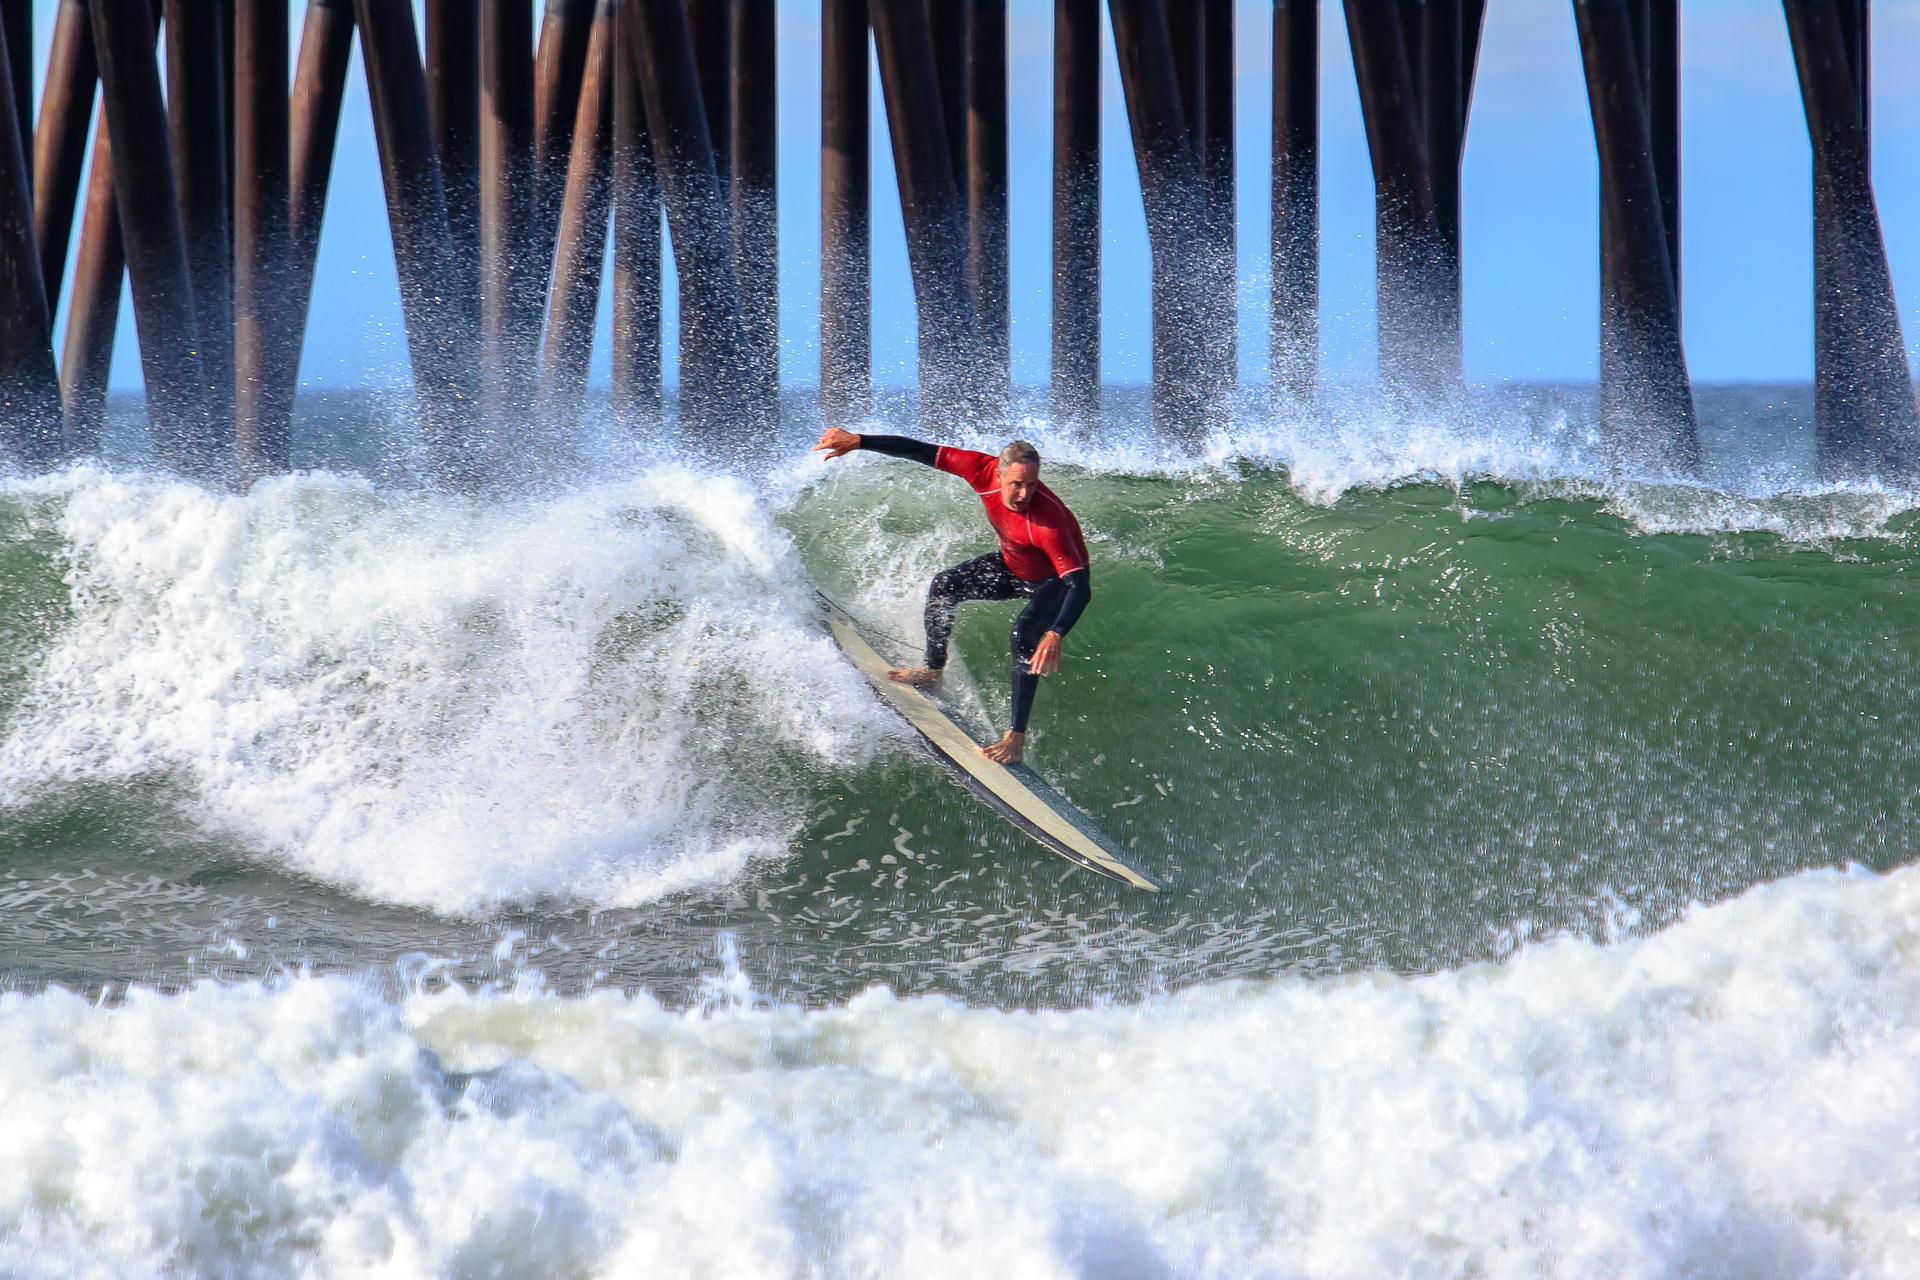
[3,387,1918,1275]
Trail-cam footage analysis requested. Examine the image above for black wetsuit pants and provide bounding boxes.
[924,552,1076,734]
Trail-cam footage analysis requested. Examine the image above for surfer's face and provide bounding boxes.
[998,462,1040,513]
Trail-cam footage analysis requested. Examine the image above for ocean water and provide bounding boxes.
[2,383,1917,1275]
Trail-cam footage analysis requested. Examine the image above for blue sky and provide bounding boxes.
[29,0,1920,390]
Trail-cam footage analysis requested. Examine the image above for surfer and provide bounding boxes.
[813,428,1091,764]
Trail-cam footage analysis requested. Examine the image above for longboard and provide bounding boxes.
[826,608,1163,892]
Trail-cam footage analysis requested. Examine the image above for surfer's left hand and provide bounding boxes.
[1028,632,1062,676]
[812,427,861,460]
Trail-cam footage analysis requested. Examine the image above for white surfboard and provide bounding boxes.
[827,608,1162,892]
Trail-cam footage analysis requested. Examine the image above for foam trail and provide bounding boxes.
[0,466,892,914]
[1,861,1917,1276]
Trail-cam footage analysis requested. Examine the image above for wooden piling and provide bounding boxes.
[1573,0,1699,475]
[732,0,778,425]
[871,0,975,428]
[165,0,234,427]
[91,0,215,475]
[1270,0,1317,406]
[234,0,291,479]
[819,0,869,426]
[354,0,481,485]
[610,0,661,426]
[1049,0,1098,426]
[1108,0,1207,437]
[425,0,481,308]
[1202,0,1234,401]
[539,0,612,423]
[931,0,968,238]
[3,1,29,188]
[1784,0,1918,479]
[0,16,63,465]
[34,0,98,322]
[968,0,1009,415]
[481,0,539,432]
[623,0,752,436]
[281,0,353,437]
[60,108,120,456]
[534,0,595,267]
[689,0,730,192]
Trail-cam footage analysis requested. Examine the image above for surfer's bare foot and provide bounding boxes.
[887,666,942,690]
[980,730,1025,764]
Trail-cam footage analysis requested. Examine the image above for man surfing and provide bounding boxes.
[813,428,1091,765]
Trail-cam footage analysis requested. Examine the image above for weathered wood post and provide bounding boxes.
[871,0,975,431]
[34,0,98,320]
[425,0,481,307]
[610,0,661,427]
[354,0,482,485]
[534,0,595,265]
[60,111,121,454]
[0,17,63,465]
[1573,0,1700,475]
[1108,0,1207,438]
[1051,0,1099,426]
[279,0,354,434]
[3,2,29,180]
[969,0,1010,417]
[91,0,216,475]
[624,0,752,437]
[481,0,539,435]
[1203,0,1235,402]
[1270,0,1317,407]
[732,0,777,427]
[819,0,869,427]
[1783,0,1918,480]
[539,0,613,422]
[166,0,234,429]
[234,0,292,479]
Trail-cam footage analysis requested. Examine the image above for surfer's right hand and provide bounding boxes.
[813,428,861,460]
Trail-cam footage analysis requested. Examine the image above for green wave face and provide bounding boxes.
[781,461,1918,998]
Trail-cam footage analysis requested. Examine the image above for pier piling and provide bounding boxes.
[968,0,1010,417]
[426,0,481,308]
[59,107,120,455]
[33,0,98,322]
[540,0,613,423]
[0,16,62,465]
[1050,0,1098,426]
[1270,0,1317,406]
[234,0,292,479]
[819,0,869,426]
[610,0,662,427]
[481,0,539,436]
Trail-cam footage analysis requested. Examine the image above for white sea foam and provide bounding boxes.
[3,860,1918,1277]
[0,465,893,914]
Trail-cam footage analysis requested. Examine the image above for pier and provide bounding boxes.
[0,0,1912,484]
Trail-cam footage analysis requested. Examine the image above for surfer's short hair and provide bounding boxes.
[1000,440,1040,469]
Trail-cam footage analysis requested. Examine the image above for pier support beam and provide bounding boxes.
[1051,0,1099,426]
[539,0,612,424]
[610,0,661,428]
[234,0,292,479]
[1203,0,1234,402]
[969,0,1010,417]
[819,0,868,426]
[481,0,539,433]
[34,0,98,322]
[1574,0,1700,475]
[60,110,120,454]
[1783,0,1918,480]
[0,17,62,464]
[624,0,751,437]
[355,0,481,485]
[91,0,214,475]
[1343,0,1479,407]
[733,0,777,426]
[871,0,975,431]
[534,0,595,268]
[425,0,480,307]
[166,0,234,428]
[1270,0,1317,406]
[1109,0,1207,438]
[3,2,29,182]
[280,0,353,451]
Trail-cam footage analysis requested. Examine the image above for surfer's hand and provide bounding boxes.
[812,427,861,460]
[1028,632,1062,676]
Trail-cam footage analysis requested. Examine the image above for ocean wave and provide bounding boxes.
[2,860,1916,1277]
[0,465,894,915]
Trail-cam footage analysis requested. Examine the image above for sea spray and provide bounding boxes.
[0,466,892,915]
[4,863,1920,1276]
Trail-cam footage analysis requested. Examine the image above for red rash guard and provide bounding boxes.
[933,446,1089,582]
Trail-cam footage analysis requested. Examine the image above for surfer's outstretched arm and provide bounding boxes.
[811,427,939,466]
